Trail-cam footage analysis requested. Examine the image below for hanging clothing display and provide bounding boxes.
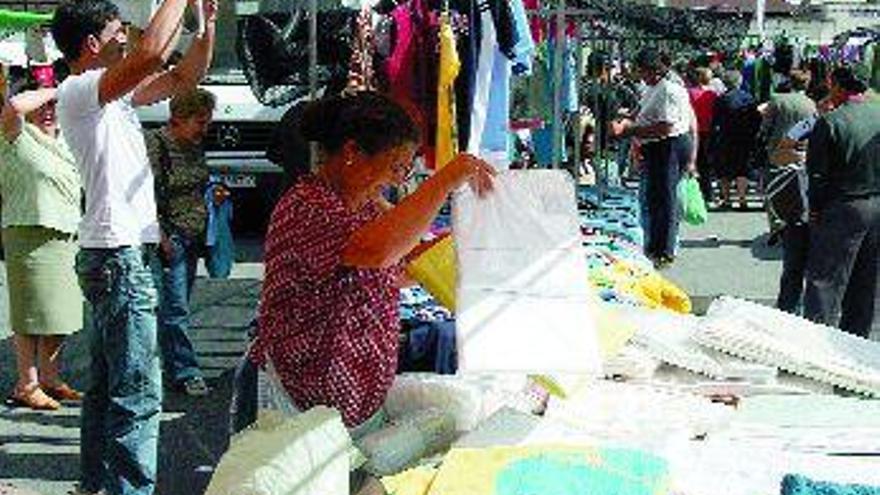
[436,12,461,169]
[386,0,478,168]
[387,0,432,149]
[476,0,534,169]
[467,0,517,160]
[466,7,497,156]
[526,37,577,167]
[380,0,531,168]
[509,0,534,75]
[348,6,377,90]
[478,53,514,168]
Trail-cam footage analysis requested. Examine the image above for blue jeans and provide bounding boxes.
[158,234,202,384]
[642,135,691,260]
[76,246,162,495]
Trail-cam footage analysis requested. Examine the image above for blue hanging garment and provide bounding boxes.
[204,182,235,279]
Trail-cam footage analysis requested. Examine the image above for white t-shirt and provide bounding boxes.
[635,72,694,142]
[57,69,160,248]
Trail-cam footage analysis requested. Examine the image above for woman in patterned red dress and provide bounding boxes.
[250,91,495,428]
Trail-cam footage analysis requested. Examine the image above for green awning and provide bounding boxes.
[0,9,53,31]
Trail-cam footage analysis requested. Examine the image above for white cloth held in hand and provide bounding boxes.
[453,170,602,374]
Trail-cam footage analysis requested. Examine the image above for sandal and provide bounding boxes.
[41,382,83,402]
[7,384,61,411]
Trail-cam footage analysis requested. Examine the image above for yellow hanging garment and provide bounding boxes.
[435,12,460,169]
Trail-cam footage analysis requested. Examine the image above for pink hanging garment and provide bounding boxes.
[387,1,417,102]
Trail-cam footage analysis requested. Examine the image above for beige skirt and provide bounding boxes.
[3,226,83,335]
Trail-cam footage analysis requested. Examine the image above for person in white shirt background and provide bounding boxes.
[611,47,697,269]
[50,0,216,493]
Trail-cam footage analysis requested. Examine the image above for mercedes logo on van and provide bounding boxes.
[217,124,241,149]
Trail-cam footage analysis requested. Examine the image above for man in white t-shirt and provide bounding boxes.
[50,1,216,494]
[611,47,697,269]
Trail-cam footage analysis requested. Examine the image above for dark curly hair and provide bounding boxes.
[633,46,669,73]
[299,91,421,156]
[51,0,120,62]
[830,64,869,94]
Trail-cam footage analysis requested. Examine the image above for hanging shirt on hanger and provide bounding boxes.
[486,0,517,60]
[466,3,497,155]
[479,51,513,168]
[347,6,376,90]
[449,0,478,151]
[473,0,528,168]
[509,0,534,75]
[387,0,436,162]
[436,12,461,169]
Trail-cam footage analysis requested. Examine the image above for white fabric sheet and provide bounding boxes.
[453,170,602,374]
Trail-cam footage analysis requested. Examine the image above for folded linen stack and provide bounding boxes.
[542,381,732,448]
[696,297,880,396]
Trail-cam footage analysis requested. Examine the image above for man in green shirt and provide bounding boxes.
[804,65,880,338]
[146,87,222,396]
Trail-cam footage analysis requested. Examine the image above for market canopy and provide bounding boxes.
[569,0,754,55]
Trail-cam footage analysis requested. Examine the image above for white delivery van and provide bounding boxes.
[136,0,295,237]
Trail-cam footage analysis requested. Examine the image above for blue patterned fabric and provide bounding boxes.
[781,474,880,495]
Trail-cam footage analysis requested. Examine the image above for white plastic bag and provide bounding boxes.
[384,373,529,432]
[453,170,602,374]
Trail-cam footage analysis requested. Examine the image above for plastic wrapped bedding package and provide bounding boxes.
[205,407,351,495]
[384,373,531,433]
[697,296,880,395]
[453,170,602,374]
[356,408,457,476]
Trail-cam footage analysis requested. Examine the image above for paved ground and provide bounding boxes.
[0,242,264,495]
[665,200,783,313]
[0,198,871,494]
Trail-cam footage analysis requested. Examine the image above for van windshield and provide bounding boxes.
[204,0,246,85]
